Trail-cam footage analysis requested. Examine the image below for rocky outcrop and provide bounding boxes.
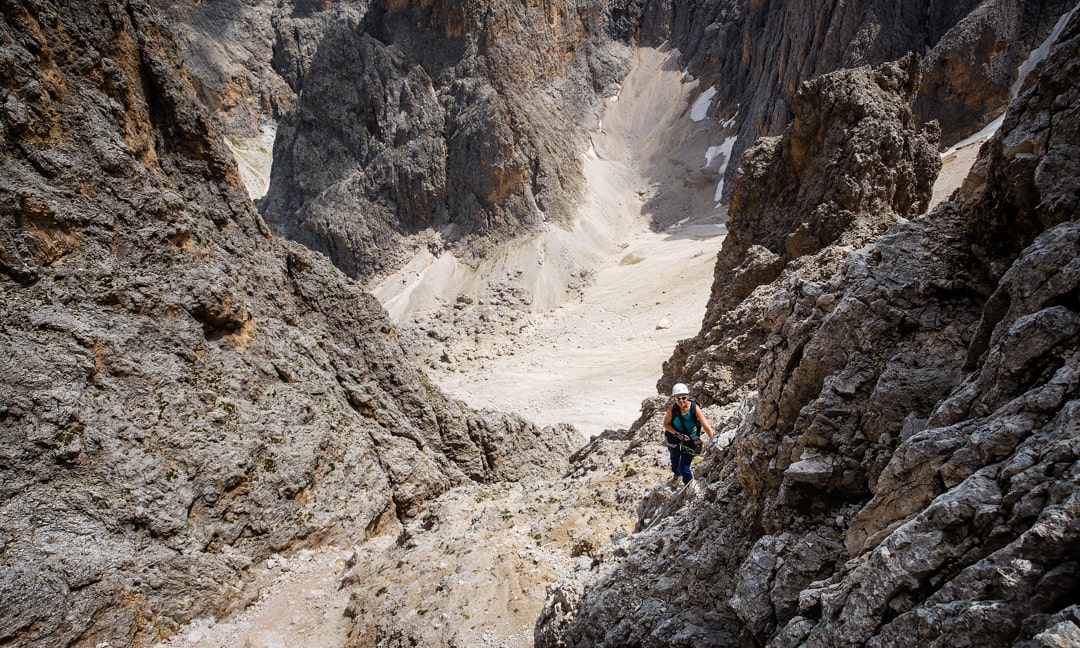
[339,426,670,647]
[914,0,1077,146]
[0,2,577,646]
[662,53,941,404]
[614,0,1072,198]
[149,0,370,138]
[147,0,371,197]
[150,0,288,138]
[151,0,1074,302]
[536,11,1080,647]
[258,0,630,279]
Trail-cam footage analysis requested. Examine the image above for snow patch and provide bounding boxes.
[705,136,737,169]
[941,117,1003,157]
[714,179,726,204]
[709,135,738,204]
[690,87,717,122]
[705,146,723,167]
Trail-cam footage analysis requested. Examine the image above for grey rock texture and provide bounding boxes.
[338,427,674,647]
[914,0,1076,146]
[614,0,1072,197]
[0,2,577,646]
[236,0,1073,297]
[150,0,288,138]
[536,11,1080,647]
[149,1,371,198]
[150,0,368,138]
[259,0,631,279]
[663,53,942,405]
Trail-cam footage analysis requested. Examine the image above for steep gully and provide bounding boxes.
[226,43,733,440]
[156,43,730,648]
[158,42,993,648]
[374,45,729,440]
[3,0,1075,645]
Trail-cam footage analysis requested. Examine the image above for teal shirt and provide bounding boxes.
[671,404,701,436]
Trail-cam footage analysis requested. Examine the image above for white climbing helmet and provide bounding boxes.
[671,383,690,396]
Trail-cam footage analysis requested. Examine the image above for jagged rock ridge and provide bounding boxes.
[0,2,577,646]
[615,0,1074,196]
[150,0,371,197]
[258,0,630,279]
[662,52,942,405]
[536,11,1080,647]
[239,0,1074,292]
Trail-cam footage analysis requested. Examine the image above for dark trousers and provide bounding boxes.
[668,445,694,484]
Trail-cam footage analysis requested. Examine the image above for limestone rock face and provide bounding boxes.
[662,54,941,405]
[159,0,1075,292]
[536,12,1080,647]
[149,0,369,137]
[914,0,1076,146]
[614,0,1072,196]
[0,2,577,646]
[258,0,630,279]
[150,0,287,137]
[147,0,370,197]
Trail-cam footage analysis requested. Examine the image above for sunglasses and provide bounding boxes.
[674,396,690,401]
